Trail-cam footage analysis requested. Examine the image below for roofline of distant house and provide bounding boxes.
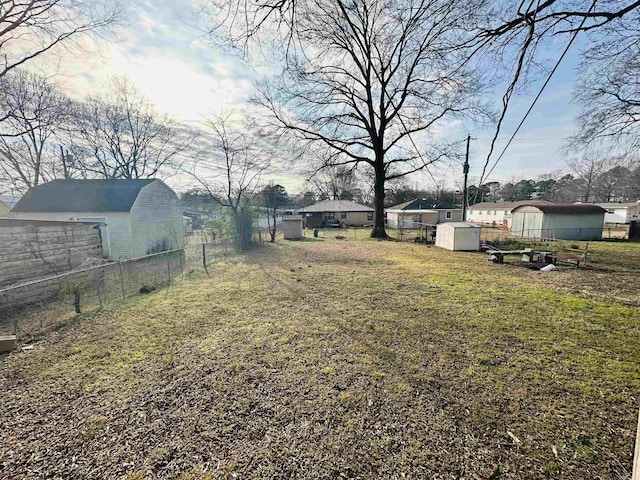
[386,208,461,214]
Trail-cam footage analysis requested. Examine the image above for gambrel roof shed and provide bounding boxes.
[13,179,156,213]
[12,179,184,260]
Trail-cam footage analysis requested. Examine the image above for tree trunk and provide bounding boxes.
[370,163,388,239]
[270,210,276,242]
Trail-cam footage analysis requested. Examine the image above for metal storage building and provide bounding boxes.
[510,204,606,240]
[435,222,481,251]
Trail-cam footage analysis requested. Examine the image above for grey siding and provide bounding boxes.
[129,181,184,257]
[437,210,463,223]
[0,220,101,287]
[543,213,604,240]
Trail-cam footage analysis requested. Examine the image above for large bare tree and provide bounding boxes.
[0,69,74,194]
[209,0,491,237]
[0,1,119,79]
[72,78,193,180]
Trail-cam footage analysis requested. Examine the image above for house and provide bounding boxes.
[12,179,184,260]
[595,201,640,224]
[299,200,374,228]
[385,198,462,228]
[467,199,553,225]
[510,204,607,240]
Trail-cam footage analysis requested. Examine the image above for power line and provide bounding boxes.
[477,0,597,187]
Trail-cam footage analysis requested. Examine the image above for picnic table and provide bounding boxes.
[488,249,553,266]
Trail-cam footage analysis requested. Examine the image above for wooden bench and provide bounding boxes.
[553,244,588,268]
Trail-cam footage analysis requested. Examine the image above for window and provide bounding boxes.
[325,212,335,219]
[446,211,452,219]
[367,212,374,221]
[341,211,347,219]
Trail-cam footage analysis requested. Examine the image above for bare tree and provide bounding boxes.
[72,78,193,180]
[185,112,271,250]
[570,51,639,154]
[472,1,640,181]
[0,70,74,194]
[567,153,619,202]
[261,183,288,242]
[0,1,119,80]
[222,0,491,238]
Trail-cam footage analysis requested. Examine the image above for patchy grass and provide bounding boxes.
[0,240,639,479]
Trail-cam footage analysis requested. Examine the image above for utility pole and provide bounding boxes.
[60,146,69,179]
[462,134,470,222]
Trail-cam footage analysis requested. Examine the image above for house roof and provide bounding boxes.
[513,204,607,215]
[387,198,456,211]
[469,199,552,211]
[12,179,157,213]
[595,201,640,208]
[299,199,373,213]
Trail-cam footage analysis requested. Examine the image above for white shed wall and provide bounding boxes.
[281,217,303,239]
[511,211,544,238]
[130,181,184,257]
[435,223,480,251]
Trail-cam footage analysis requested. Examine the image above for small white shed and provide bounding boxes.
[435,222,481,251]
[281,215,303,239]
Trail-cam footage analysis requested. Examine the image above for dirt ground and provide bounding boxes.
[0,239,638,479]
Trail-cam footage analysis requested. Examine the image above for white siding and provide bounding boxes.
[13,211,132,260]
[511,211,544,238]
[467,208,510,224]
[129,181,184,257]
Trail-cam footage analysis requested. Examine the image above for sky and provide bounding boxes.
[32,0,586,194]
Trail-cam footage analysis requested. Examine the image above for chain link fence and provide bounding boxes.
[0,235,241,339]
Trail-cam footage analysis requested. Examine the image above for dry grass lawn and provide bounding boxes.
[1,238,639,479]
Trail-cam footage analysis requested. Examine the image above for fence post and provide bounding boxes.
[118,261,126,300]
[202,243,207,272]
[97,272,104,310]
[166,253,172,285]
[179,250,184,279]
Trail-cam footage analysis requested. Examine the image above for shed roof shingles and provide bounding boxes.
[13,179,156,213]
